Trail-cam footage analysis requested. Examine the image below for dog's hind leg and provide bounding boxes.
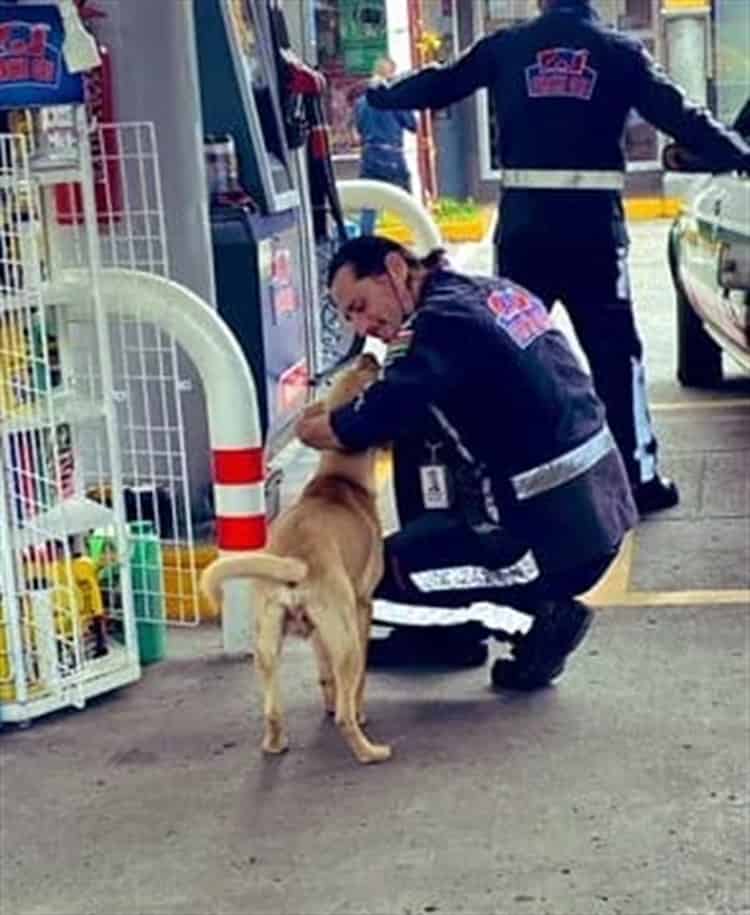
[311,631,336,716]
[313,605,391,764]
[355,599,374,726]
[255,602,289,754]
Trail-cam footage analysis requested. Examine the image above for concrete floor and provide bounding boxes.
[2,222,749,915]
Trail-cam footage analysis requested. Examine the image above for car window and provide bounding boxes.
[732,98,750,139]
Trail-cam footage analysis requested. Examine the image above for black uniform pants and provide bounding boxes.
[374,509,615,615]
[496,237,659,486]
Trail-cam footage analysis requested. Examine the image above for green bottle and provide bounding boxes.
[129,520,167,664]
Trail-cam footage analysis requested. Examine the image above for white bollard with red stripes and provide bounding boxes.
[211,445,267,655]
[212,447,266,552]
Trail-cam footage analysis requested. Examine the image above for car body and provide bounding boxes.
[667,99,750,386]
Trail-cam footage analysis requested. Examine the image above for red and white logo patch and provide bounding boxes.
[486,285,551,348]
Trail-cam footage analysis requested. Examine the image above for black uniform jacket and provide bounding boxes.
[367,1,749,246]
[330,269,638,574]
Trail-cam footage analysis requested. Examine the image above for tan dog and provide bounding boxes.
[200,354,391,764]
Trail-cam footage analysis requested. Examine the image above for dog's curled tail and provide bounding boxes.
[199,551,308,614]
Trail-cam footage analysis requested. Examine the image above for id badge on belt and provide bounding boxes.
[419,444,452,510]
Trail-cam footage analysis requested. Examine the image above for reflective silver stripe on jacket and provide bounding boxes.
[500,169,625,190]
[410,549,540,593]
[511,425,616,501]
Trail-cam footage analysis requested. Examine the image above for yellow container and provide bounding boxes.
[376,207,493,245]
[161,543,219,621]
[45,556,104,638]
[0,557,108,703]
[375,212,415,246]
[624,197,683,221]
[438,217,486,242]
[436,207,493,243]
[0,594,46,702]
[0,609,17,701]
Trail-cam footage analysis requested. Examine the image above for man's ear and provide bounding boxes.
[384,250,407,282]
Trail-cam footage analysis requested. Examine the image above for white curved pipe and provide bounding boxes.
[56,268,263,654]
[337,179,442,255]
[58,268,260,453]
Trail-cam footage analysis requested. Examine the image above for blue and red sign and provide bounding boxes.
[525,47,598,101]
[0,4,84,109]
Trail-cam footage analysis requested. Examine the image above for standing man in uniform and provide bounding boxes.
[297,235,637,688]
[364,0,750,514]
[354,57,418,235]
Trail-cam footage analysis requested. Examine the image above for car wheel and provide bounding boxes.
[675,281,723,387]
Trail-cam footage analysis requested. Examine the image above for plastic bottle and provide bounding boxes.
[70,556,108,658]
[45,554,107,658]
[0,600,16,701]
[128,520,167,664]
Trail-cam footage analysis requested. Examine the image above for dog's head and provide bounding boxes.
[324,353,381,411]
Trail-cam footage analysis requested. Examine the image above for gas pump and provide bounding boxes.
[194,0,311,471]
[193,0,356,494]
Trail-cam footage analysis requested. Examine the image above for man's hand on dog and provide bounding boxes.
[296,402,345,451]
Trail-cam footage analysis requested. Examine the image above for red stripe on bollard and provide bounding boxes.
[216,514,267,550]
[213,448,264,484]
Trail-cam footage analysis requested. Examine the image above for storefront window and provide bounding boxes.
[420,0,456,66]
[315,0,388,157]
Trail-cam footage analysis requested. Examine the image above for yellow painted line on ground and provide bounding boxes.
[581,532,635,605]
[582,530,749,608]
[651,398,750,412]
[602,589,750,608]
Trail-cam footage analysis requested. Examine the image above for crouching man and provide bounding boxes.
[297,236,637,690]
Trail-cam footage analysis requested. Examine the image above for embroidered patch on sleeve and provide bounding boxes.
[525,48,598,100]
[486,285,551,348]
[384,326,414,368]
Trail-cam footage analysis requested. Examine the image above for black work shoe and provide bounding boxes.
[368,627,489,669]
[490,599,594,691]
[632,475,679,515]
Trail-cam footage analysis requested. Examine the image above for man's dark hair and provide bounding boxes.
[327,235,445,286]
